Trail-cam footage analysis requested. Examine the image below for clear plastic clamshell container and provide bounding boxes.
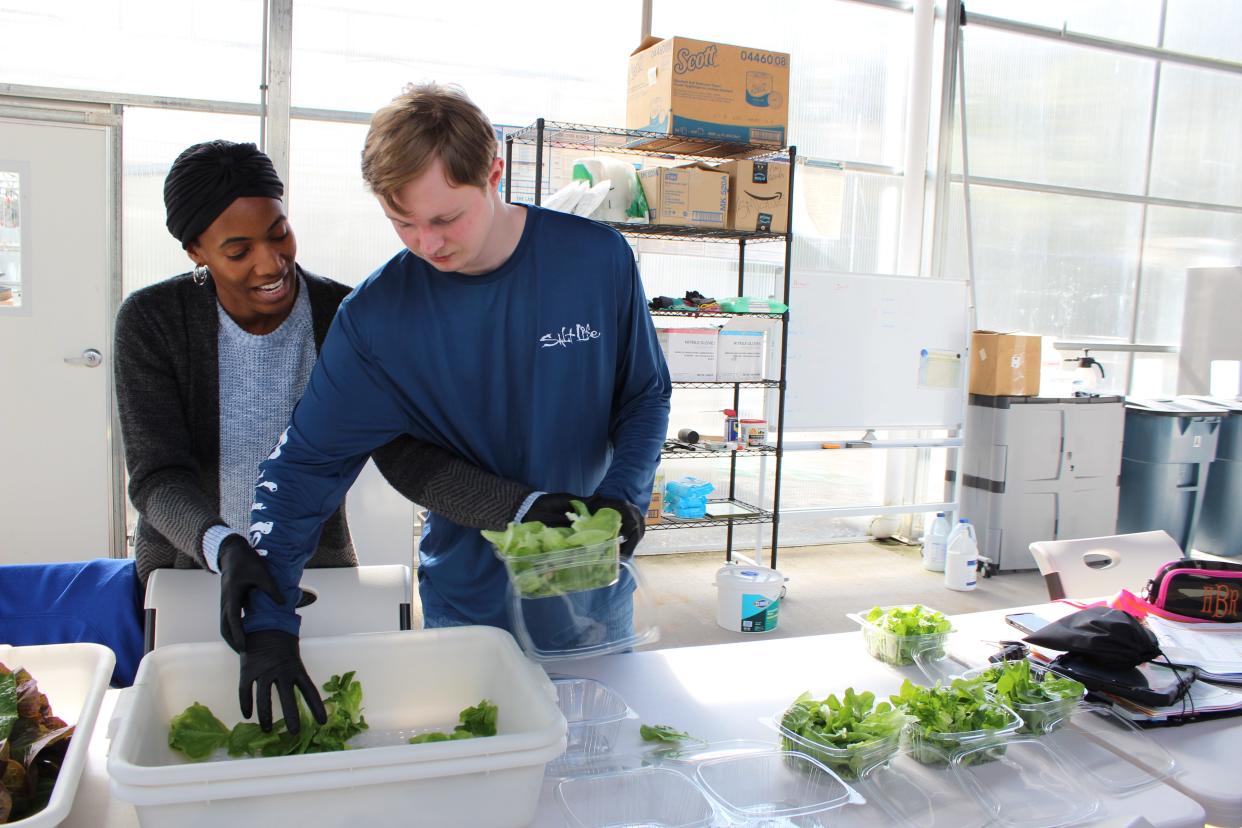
[495,538,620,599]
[848,606,953,667]
[556,766,715,828]
[860,744,993,828]
[1041,703,1178,792]
[647,739,779,770]
[950,738,1101,828]
[507,559,659,661]
[1006,691,1084,735]
[966,667,1084,736]
[766,708,902,782]
[547,678,637,775]
[912,647,978,685]
[912,654,1087,735]
[904,702,1024,766]
[694,750,865,825]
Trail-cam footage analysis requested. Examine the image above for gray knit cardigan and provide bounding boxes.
[114,267,532,583]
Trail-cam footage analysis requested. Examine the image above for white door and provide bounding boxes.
[0,107,119,563]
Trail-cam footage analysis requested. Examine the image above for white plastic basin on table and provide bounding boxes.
[107,627,566,828]
[1,642,115,828]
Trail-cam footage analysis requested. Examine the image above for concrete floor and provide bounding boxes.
[633,540,1051,650]
[408,540,1051,649]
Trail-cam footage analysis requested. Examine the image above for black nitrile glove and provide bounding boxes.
[586,495,645,559]
[520,492,586,527]
[238,629,327,734]
[219,534,285,653]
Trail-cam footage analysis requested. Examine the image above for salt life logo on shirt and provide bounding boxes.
[540,322,601,348]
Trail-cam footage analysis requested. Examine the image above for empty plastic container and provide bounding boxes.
[548,678,636,774]
[555,767,715,828]
[1041,703,1178,792]
[861,745,993,828]
[951,738,1100,828]
[694,750,863,823]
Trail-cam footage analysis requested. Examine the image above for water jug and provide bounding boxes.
[944,519,978,592]
[922,512,951,572]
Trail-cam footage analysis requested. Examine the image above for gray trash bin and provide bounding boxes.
[1195,397,1242,557]
[1118,398,1226,552]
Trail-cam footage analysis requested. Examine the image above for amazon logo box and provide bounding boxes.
[718,159,790,233]
[627,35,790,147]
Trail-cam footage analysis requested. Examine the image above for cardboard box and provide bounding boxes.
[718,159,789,233]
[969,331,1042,396]
[657,327,718,381]
[627,35,790,147]
[716,329,766,381]
[639,164,729,228]
[647,470,665,525]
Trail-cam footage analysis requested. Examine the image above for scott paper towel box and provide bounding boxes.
[627,35,790,147]
[717,329,766,381]
[657,328,718,381]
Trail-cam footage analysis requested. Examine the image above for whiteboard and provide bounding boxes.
[784,271,969,430]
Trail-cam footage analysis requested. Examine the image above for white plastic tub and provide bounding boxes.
[107,627,566,828]
[715,565,783,633]
[0,642,115,828]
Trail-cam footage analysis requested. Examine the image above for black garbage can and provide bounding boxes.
[1118,398,1225,552]
[1196,397,1242,557]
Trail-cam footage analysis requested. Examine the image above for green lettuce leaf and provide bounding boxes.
[639,723,691,743]
[409,700,500,744]
[480,500,624,597]
[167,702,230,761]
[408,731,451,744]
[455,699,497,737]
[864,605,951,636]
[170,672,369,761]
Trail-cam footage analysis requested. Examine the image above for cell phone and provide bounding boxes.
[1005,612,1051,635]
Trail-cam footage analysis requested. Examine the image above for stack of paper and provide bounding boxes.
[1107,670,1242,724]
[1145,615,1242,684]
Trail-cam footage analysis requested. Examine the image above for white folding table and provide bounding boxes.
[61,603,1223,827]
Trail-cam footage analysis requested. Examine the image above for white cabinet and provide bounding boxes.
[959,395,1124,570]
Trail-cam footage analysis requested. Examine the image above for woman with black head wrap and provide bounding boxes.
[114,140,542,601]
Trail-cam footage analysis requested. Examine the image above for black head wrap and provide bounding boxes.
[163,140,285,249]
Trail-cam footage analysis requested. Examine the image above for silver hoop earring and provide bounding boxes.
[192,264,209,286]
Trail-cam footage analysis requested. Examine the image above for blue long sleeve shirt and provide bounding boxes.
[245,205,671,635]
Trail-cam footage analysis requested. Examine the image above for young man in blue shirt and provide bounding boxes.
[226,83,671,731]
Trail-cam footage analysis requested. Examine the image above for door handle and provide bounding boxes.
[64,348,103,368]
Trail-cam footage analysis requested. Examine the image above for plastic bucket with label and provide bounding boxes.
[715,565,783,633]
